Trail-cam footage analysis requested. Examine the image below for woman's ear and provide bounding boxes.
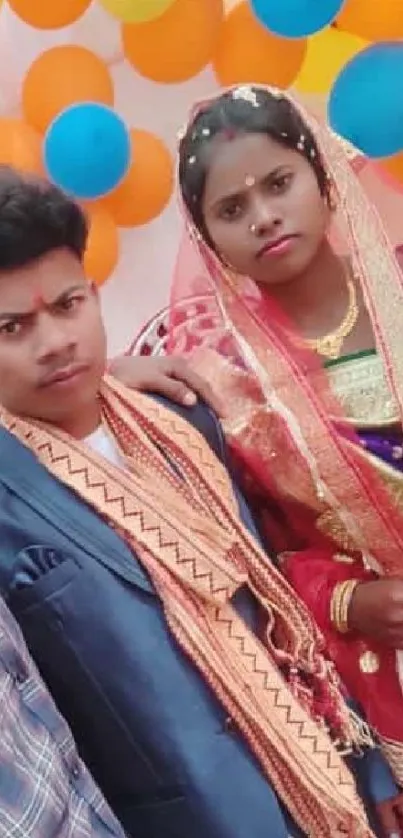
[395,244,403,270]
[325,177,338,213]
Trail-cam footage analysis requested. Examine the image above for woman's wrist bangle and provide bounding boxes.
[330,578,360,634]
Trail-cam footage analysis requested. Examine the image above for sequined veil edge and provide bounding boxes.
[0,379,373,838]
[168,84,403,577]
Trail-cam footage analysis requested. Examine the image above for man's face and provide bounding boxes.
[0,247,107,426]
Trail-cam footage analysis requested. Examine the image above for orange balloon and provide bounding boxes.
[0,119,43,175]
[213,1,306,88]
[84,206,119,286]
[102,129,173,227]
[377,153,403,191]
[337,0,403,41]
[8,0,91,29]
[123,0,224,83]
[23,46,114,135]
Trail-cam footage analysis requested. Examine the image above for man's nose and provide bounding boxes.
[35,313,76,361]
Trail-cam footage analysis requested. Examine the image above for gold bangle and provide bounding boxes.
[330,579,360,634]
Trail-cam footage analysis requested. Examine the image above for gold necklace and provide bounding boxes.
[304,273,359,361]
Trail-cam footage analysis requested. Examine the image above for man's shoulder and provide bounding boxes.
[148,395,226,464]
[0,397,228,490]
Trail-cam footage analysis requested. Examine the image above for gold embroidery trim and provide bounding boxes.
[327,353,399,428]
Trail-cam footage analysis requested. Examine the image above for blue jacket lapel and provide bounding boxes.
[0,427,154,594]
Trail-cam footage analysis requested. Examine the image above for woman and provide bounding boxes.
[166,84,403,785]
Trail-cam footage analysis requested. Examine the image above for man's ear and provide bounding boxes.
[89,280,99,300]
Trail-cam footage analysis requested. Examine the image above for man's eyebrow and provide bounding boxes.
[0,285,85,323]
[52,284,84,303]
[0,311,31,324]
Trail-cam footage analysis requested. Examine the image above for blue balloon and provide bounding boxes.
[250,0,344,38]
[329,43,403,158]
[44,102,131,200]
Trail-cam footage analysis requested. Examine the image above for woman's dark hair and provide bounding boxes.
[0,166,88,271]
[178,86,330,245]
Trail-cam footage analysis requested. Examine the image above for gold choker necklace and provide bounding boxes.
[305,275,359,361]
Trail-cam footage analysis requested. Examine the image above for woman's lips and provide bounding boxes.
[257,235,297,259]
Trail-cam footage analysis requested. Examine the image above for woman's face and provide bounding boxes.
[201,132,330,288]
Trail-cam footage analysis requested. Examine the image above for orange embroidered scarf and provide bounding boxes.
[1,377,373,837]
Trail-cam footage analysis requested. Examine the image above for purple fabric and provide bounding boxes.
[358,429,403,472]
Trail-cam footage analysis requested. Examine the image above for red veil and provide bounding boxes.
[168,86,403,578]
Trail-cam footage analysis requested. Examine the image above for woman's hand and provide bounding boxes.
[349,578,403,648]
[377,791,403,837]
[108,355,225,417]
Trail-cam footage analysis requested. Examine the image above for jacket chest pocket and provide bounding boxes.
[9,545,81,609]
[7,544,183,801]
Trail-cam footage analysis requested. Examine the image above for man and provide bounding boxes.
[0,167,399,838]
[0,356,220,838]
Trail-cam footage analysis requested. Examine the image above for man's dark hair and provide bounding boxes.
[0,166,88,270]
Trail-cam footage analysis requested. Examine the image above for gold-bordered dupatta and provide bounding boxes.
[169,84,403,576]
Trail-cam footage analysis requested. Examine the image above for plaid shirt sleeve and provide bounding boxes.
[0,597,127,838]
